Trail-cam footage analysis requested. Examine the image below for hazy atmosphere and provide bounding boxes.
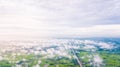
[0,0,120,67]
[0,0,120,40]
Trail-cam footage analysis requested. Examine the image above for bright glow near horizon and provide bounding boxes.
[0,0,120,40]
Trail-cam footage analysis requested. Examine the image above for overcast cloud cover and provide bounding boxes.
[0,0,120,39]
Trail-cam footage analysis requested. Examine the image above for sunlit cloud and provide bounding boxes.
[0,0,120,39]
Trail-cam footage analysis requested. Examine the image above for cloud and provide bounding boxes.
[58,24,120,38]
[0,0,120,39]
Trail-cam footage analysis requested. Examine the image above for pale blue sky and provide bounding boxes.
[0,0,120,39]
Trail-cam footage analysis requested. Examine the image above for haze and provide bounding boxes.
[0,0,120,40]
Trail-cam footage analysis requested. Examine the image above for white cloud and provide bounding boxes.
[59,24,120,38]
[0,0,120,39]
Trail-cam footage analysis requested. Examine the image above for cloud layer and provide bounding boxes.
[0,0,120,39]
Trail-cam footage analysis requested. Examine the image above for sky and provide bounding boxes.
[0,0,120,40]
